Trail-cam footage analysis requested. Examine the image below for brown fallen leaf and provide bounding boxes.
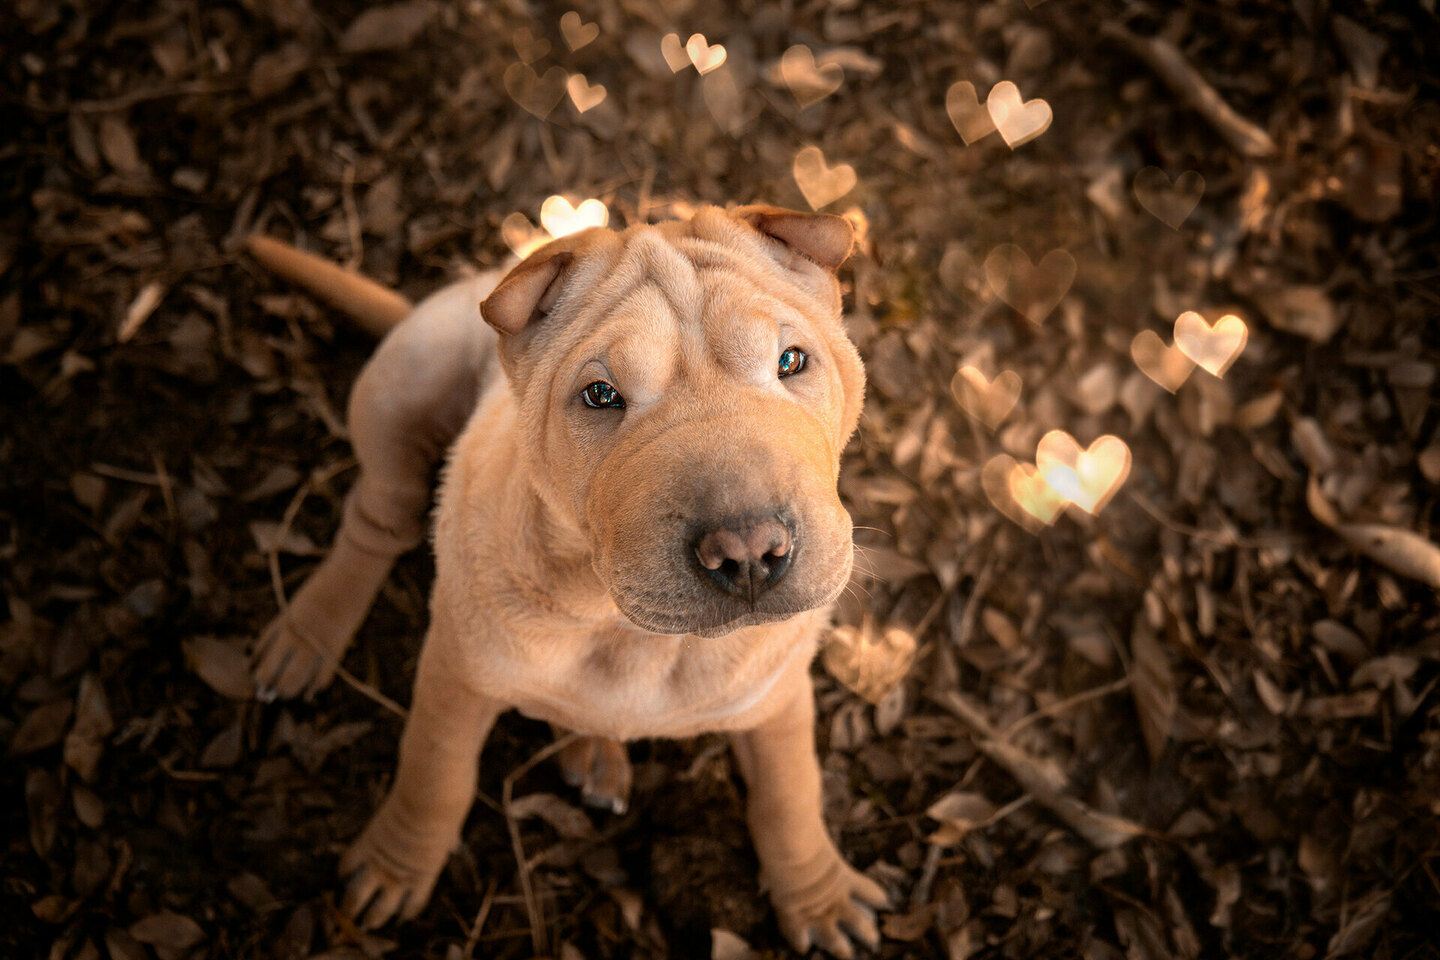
[62,673,114,781]
[10,700,74,755]
[822,616,917,705]
[339,1,438,54]
[1129,605,1176,765]
[184,637,254,700]
[1307,476,1440,588]
[130,910,205,955]
[507,792,598,840]
[926,791,998,845]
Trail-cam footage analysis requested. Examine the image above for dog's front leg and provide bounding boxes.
[341,637,501,928]
[729,669,888,957]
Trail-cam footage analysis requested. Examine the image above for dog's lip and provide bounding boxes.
[609,563,851,638]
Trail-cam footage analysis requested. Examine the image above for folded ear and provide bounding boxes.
[737,205,855,271]
[480,247,576,336]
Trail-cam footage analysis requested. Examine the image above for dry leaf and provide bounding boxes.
[339,1,437,53]
[926,791,997,845]
[822,618,916,704]
[129,911,205,952]
[184,637,254,700]
[1129,607,1176,764]
[508,792,598,840]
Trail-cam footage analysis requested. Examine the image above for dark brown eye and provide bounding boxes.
[778,347,807,377]
[582,380,624,409]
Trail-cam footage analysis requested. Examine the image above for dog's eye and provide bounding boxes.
[778,347,807,377]
[581,380,625,409]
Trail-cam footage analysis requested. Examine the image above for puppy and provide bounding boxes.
[248,205,885,955]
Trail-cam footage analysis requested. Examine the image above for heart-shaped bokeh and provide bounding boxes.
[982,454,1064,532]
[539,195,608,238]
[780,45,843,108]
[793,146,857,210]
[1173,310,1248,377]
[1132,167,1205,229]
[566,73,606,113]
[1130,329,1197,393]
[659,32,690,73]
[501,212,549,258]
[686,33,727,74]
[1034,430,1131,514]
[985,80,1052,148]
[983,244,1076,325]
[951,365,1022,431]
[946,80,996,145]
[503,62,567,119]
[559,11,598,51]
[511,26,550,63]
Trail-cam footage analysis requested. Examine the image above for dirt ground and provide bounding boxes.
[4,1,1440,958]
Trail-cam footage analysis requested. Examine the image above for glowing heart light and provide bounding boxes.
[982,454,1064,533]
[1034,431,1131,514]
[950,365,1021,431]
[1132,167,1205,229]
[792,146,857,211]
[659,33,690,73]
[983,244,1075,325]
[1009,460,1069,524]
[1173,311,1248,377]
[945,80,996,145]
[501,212,550,258]
[566,73,606,113]
[685,33,727,75]
[503,62,568,119]
[780,45,843,108]
[1130,329,1196,393]
[559,11,598,51]
[985,81,1051,148]
[539,196,609,239]
[511,26,550,63]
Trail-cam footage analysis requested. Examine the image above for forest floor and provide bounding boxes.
[4,1,1440,958]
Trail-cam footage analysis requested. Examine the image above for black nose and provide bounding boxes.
[692,515,793,601]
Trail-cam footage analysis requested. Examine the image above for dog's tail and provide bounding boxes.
[245,235,413,337]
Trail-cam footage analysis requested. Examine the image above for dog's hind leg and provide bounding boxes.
[252,279,497,700]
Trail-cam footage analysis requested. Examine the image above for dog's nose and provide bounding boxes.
[693,516,792,600]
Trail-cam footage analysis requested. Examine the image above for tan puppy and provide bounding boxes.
[248,205,885,956]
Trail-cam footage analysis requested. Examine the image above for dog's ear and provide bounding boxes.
[480,246,576,336]
[738,206,855,271]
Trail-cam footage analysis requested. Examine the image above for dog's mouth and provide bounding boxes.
[608,559,852,638]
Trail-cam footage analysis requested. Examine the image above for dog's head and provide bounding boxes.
[480,205,865,637]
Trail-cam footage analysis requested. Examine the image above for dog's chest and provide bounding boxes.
[497,621,809,740]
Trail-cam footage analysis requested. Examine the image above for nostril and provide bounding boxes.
[692,515,795,599]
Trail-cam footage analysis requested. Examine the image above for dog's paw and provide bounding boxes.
[767,856,889,959]
[338,819,449,929]
[250,611,342,701]
[557,735,633,814]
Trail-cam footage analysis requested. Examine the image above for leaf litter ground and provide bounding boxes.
[3,1,1439,958]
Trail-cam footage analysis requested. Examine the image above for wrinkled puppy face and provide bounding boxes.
[482,206,865,637]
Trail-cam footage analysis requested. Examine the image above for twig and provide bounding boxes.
[340,162,364,272]
[502,732,580,958]
[930,688,1150,850]
[999,676,1132,738]
[333,663,407,720]
[1102,23,1276,158]
[462,878,499,958]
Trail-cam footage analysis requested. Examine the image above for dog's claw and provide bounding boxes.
[339,817,447,930]
[557,735,632,815]
[769,857,887,958]
[250,612,341,701]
